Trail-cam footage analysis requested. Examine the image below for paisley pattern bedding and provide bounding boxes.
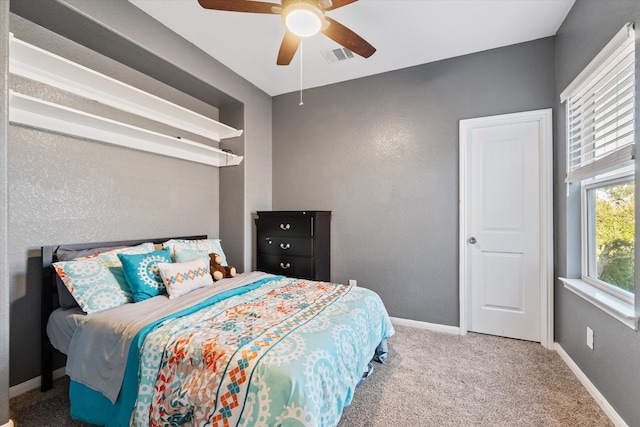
[67,275,394,427]
[131,277,393,426]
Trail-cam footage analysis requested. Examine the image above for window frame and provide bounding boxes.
[559,22,639,329]
[580,167,635,305]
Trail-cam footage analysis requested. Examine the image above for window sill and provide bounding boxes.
[559,277,638,330]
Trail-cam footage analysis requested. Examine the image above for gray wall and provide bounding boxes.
[272,38,555,325]
[220,104,246,272]
[554,1,640,425]
[1,1,9,424]
[7,0,272,387]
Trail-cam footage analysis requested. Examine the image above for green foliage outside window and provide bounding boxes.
[595,182,635,292]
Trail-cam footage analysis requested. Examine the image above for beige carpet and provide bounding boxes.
[10,325,612,426]
[338,325,611,427]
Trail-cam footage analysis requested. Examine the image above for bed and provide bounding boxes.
[41,236,394,426]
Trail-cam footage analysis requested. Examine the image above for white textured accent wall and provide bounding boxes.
[7,0,273,387]
[8,15,222,386]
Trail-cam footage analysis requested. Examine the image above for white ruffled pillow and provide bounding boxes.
[157,258,213,299]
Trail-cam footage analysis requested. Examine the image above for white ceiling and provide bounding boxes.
[129,0,574,97]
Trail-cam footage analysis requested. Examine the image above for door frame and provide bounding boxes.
[459,109,554,349]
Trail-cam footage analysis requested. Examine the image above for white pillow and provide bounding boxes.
[157,258,213,299]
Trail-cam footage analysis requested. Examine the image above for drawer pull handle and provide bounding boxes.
[280,223,291,230]
[280,262,291,269]
[280,243,291,250]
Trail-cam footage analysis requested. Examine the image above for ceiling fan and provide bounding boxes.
[197,0,376,65]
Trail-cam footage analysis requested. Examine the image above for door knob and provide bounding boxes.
[468,237,477,244]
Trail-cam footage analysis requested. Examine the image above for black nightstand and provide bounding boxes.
[255,211,331,281]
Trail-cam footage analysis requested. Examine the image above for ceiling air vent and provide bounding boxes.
[322,47,355,64]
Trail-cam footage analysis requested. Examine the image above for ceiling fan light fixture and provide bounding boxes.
[283,3,324,37]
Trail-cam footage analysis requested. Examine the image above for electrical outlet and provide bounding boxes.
[586,326,594,350]
[348,279,357,287]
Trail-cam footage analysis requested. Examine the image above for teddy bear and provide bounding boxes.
[209,253,236,281]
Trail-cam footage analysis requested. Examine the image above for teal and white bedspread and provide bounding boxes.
[68,273,394,427]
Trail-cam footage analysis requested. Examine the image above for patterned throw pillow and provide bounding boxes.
[75,242,155,288]
[81,242,156,266]
[77,242,156,291]
[53,242,156,313]
[53,260,133,314]
[118,248,173,302]
[163,239,228,266]
[55,244,129,309]
[157,258,213,299]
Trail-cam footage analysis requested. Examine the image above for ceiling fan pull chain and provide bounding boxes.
[299,39,304,106]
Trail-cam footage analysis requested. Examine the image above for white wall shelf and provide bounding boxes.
[9,91,243,167]
[9,34,243,142]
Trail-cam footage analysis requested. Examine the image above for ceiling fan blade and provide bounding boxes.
[277,31,301,65]
[325,0,358,11]
[198,0,280,14]
[322,17,376,58]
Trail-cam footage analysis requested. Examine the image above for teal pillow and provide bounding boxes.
[118,248,172,302]
[163,239,228,266]
[174,248,211,263]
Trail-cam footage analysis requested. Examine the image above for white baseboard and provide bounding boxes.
[390,316,460,334]
[9,367,66,399]
[554,343,628,427]
[1,420,14,427]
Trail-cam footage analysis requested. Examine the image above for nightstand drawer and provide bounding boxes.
[257,255,314,279]
[257,216,313,237]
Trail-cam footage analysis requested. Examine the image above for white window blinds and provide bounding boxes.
[561,23,636,182]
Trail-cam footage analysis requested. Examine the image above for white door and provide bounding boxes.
[460,110,552,343]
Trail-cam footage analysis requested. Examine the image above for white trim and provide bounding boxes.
[0,420,14,427]
[560,23,634,102]
[539,109,555,349]
[459,109,554,348]
[9,34,243,141]
[390,317,460,335]
[9,91,243,168]
[9,367,66,399]
[559,277,638,330]
[459,117,469,337]
[554,342,629,427]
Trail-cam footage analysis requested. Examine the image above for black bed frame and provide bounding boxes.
[40,235,207,392]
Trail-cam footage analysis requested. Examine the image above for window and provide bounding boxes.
[560,23,638,329]
[582,169,634,303]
